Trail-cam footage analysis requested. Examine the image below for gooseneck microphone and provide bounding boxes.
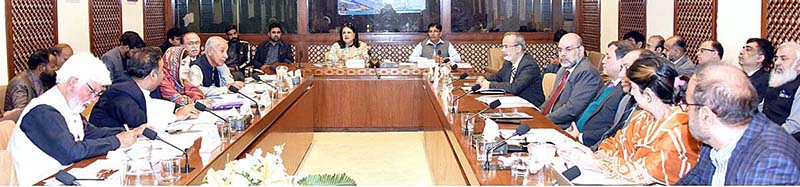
[143,128,194,173]
[450,84,482,113]
[55,170,80,186]
[466,100,502,122]
[228,86,261,116]
[458,72,469,80]
[484,124,532,168]
[251,73,279,90]
[194,102,228,123]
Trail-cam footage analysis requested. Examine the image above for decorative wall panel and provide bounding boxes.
[144,0,167,47]
[674,0,716,63]
[580,0,601,52]
[90,0,123,56]
[764,0,800,45]
[7,0,57,77]
[618,0,646,40]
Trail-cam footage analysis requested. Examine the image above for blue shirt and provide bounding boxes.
[266,42,280,65]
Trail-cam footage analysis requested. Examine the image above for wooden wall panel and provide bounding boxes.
[90,0,122,57]
[579,0,601,52]
[144,0,167,47]
[618,0,646,40]
[674,0,717,62]
[763,0,800,45]
[5,0,57,79]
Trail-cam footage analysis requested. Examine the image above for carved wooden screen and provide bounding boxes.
[763,0,800,45]
[618,0,646,39]
[6,0,58,78]
[90,0,123,56]
[674,0,716,63]
[579,0,601,52]
[144,0,167,47]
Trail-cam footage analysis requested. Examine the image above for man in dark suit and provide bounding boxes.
[101,31,144,83]
[739,38,774,102]
[540,33,603,129]
[91,47,198,128]
[678,62,800,185]
[478,32,544,106]
[567,41,636,146]
[253,22,295,71]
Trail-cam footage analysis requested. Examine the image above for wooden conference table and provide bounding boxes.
[42,64,573,185]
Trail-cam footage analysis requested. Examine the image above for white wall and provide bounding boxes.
[646,0,674,38]
[717,0,762,65]
[599,0,619,54]
[122,0,144,35]
[0,1,7,84]
[58,0,91,54]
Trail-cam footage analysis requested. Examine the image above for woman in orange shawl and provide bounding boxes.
[160,46,205,105]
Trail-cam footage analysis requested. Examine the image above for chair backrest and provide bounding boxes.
[542,73,557,100]
[0,120,15,150]
[588,51,604,70]
[0,150,16,185]
[0,85,7,113]
[486,48,504,73]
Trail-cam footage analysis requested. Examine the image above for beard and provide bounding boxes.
[769,65,799,87]
[40,72,57,89]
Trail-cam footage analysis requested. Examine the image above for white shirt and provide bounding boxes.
[710,134,742,186]
[188,64,235,96]
[408,39,462,63]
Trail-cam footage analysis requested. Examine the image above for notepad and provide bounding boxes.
[475,95,538,109]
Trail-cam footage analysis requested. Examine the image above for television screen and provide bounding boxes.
[338,0,426,15]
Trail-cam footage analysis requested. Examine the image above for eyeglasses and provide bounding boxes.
[558,45,582,53]
[501,44,520,49]
[699,48,716,53]
[678,100,704,112]
[86,83,104,98]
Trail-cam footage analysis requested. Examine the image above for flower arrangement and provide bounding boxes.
[204,144,356,186]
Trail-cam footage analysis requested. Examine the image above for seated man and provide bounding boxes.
[90,47,198,128]
[540,33,603,129]
[739,38,774,101]
[182,32,202,63]
[566,40,636,146]
[678,63,800,185]
[5,48,57,112]
[761,42,800,138]
[408,23,462,64]
[45,44,73,89]
[252,23,295,70]
[188,36,244,96]
[665,35,695,76]
[645,35,666,57]
[7,53,143,186]
[223,25,249,81]
[695,40,724,64]
[159,27,185,53]
[102,31,145,83]
[477,32,544,106]
[622,31,645,48]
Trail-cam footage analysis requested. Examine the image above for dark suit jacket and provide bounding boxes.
[677,114,800,185]
[542,57,603,128]
[485,53,545,106]
[674,55,696,77]
[580,83,625,146]
[89,81,148,128]
[252,40,294,69]
[749,67,770,102]
[101,47,131,83]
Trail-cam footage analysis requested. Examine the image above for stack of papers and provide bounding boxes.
[475,95,538,109]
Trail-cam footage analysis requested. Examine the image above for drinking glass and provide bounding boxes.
[158,156,182,184]
[510,152,530,178]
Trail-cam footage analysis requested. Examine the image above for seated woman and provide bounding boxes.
[561,55,701,185]
[160,46,205,105]
[327,23,369,65]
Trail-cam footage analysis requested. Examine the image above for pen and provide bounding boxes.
[123,124,130,131]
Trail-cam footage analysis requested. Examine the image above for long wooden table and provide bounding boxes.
[42,66,573,186]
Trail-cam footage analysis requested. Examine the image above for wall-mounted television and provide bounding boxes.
[338,0,426,15]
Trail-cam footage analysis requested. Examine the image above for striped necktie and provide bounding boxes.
[509,65,518,83]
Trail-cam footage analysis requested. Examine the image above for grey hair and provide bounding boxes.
[504,32,527,51]
[204,36,227,53]
[692,63,758,125]
[778,42,800,61]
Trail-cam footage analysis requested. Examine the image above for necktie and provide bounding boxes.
[542,70,571,115]
[509,65,518,83]
[211,68,220,87]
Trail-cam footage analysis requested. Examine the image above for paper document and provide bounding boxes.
[455,63,473,69]
[475,95,538,109]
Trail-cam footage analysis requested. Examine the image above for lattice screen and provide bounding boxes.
[91,0,123,56]
[144,0,167,47]
[580,0,601,52]
[7,0,57,76]
[764,0,800,45]
[674,0,716,63]
[618,0,646,40]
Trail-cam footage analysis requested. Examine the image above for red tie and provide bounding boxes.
[542,70,571,115]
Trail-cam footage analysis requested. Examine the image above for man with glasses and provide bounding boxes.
[540,33,603,129]
[409,23,462,64]
[253,22,295,70]
[739,38,774,101]
[665,35,695,76]
[677,62,800,185]
[761,42,800,140]
[696,40,724,64]
[476,32,544,106]
[7,53,144,185]
[90,47,199,129]
[182,32,203,62]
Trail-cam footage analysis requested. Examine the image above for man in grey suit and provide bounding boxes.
[665,35,695,76]
[540,33,603,129]
[102,31,144,83]
[478,32,545,106]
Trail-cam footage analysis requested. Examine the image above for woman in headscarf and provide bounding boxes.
[160,46,205,105]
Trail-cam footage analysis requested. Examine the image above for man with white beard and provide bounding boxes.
[760,42,800,137]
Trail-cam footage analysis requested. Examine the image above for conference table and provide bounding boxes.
[40,64,575,185]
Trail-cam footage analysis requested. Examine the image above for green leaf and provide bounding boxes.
[297,173,357,186]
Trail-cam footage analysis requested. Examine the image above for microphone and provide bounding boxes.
[450,62,458,70]
[484,124,531,167]
[143,128,194,173]
[56,170,80,186]
[451,84,482,113]
[251,73,279,90]
[458,72,468,80]
[467,100,501,122]
[228,86,261,116]
[194,102,229,123]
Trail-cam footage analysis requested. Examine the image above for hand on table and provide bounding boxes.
[175,105,201,120]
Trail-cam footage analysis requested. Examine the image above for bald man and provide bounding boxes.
[695,40,723,64]
[187,36,244,96]
[540,33,603,129]
[665,36,695,76]
[678,63,800,185]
